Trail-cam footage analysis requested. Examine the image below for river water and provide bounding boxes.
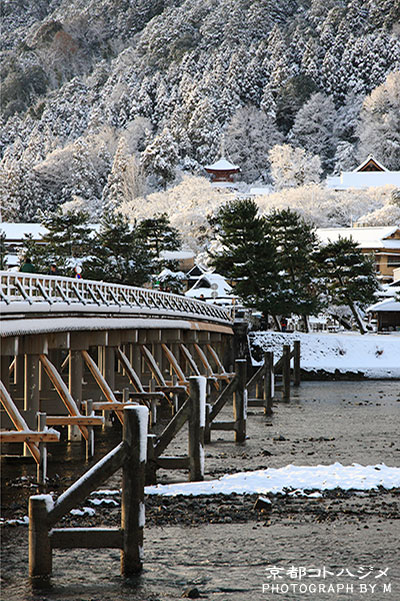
[1,379,399,600]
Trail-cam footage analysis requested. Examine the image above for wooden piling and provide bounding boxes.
[293,340,301,387]
[37,412,47,483]
[264,352,274,416]
[121,405,148,576]
[282,345,291,401]
[233,359,247,443]
[188,377,205,481]
[29,494,52,580]
[85,399,95,459]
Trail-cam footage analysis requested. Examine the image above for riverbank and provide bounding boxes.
[249,331,400,379]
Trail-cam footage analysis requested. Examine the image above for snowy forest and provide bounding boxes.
[1,0,400,252]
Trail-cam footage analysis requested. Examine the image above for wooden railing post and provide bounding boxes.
[282,345,291,401]
[263,352,274,416]
[29,494,53,581]
[233,359,247,443]
[188,377,205,481]
[293,340,301,387]
[121,405,148,576]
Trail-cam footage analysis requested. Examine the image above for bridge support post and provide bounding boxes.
[68,350,83,441]
[24,354,40,430]
[14,354,24,397]
[0,355,10,391]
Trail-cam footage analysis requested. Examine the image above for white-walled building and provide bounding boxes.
[327,156,400,190]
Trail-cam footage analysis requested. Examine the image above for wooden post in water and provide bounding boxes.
[85,399,95,459]
[282,345,291,401]
[204,403,211,444]
[263,352,274,416]
[150,378,157,425]
[188,377,205,481]
[37,412,47,483]
[293,340,301,387]
[121,405,148,576]
[29,494,53,580]
[233,359,247,442]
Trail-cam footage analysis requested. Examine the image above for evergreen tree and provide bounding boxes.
[141,128,179,189]
[0,231,8,270]
[264,209,321,330]
[209,198,281,324]
[224,105,282,183]
[316,236,380,334]
[135,213,181,258]
[84,212,153,286]
[357,72,400,170]
[24,208,92,275]
[289,92,338,173]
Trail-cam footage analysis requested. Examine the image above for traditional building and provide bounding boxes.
[316,226,400,281]
[204,158,240,188]
[367,298,400,331]
[327,155,400,189]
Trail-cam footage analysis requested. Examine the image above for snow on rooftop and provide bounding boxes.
[0,223,48,240]
[204,158,240,171]
[0,222,100,241]
[159,250,195,260]
[368,298,400,313]
[185,273,234,299]
[316,226,400,249]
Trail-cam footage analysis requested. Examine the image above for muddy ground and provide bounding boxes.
[1,380,399,600]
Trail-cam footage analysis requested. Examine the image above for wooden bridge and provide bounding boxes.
[0,270,237,473]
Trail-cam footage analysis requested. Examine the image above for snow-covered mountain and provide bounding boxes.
[1,0,399,222]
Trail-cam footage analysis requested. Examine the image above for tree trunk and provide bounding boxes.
[348,301,366,335]
[302,315,310,333]
[272,315,281,331]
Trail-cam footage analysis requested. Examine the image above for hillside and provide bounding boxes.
[1,0,400,223]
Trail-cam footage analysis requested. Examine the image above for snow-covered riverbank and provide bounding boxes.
[250,331,400,378]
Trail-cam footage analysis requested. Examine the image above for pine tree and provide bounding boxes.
[264,209,322,330]
[29,208,92,275]
[0,231,8,270]
[135,213,182,258]
[316,236,380,334]
[209,198,281,323]
[84,212,154,286]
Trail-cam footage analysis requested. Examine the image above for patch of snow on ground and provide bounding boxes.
[250,332,400,378]
[145,463,400,497]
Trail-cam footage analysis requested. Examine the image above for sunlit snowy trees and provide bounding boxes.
[268,144,322,190]
[357,72,400,170]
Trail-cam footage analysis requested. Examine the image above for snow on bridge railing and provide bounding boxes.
[0,271,234,325]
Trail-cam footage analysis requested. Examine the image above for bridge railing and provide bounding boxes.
[0,271,234,325]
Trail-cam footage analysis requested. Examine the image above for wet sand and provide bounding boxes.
[1,380,399,600]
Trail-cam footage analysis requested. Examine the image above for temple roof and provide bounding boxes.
[355,155,388,172]
[204,157,240,172]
